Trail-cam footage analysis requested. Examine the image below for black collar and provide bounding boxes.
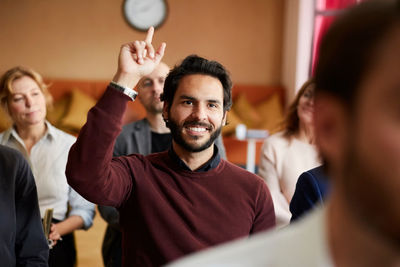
[168,145,221,172]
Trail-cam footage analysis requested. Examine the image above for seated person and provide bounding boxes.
[289,165,330,222]
[166,2,400,266]
[258,79,321,227]
[0,145,49,266]
[0,66,95,267]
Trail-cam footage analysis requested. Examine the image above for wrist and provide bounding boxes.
[109,81,138,101]
[112,71,141,89]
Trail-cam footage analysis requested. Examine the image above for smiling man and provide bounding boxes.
[98,61,228,267]
[167,1,400,266]
[66,28,275,266]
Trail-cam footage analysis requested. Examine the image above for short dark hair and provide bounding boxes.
[161,55,232,112]
[315,0,400,108]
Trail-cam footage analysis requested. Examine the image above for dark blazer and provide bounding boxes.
[99,118,227,267]
[0,145,49,266]
[289,165,330,222]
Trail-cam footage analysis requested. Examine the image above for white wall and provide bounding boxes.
[282,0,314,104]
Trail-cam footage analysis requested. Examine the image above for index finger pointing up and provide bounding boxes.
[145,26,154,44]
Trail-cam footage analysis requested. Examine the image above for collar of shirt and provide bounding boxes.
[1,121,55,152]
[6,121,55,142]
[168,145,220,172]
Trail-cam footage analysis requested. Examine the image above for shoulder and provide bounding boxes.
[260,132,290,158]
[302,166,330,196]
[219,160,267,188]
[116,119,149,144]
[0,145,32,185]
[298,166,328,190]
[145,151,170,166]
[121,119,149,134]
[0,144,23,162]
[0,128,12,144]
[262,132,290,149]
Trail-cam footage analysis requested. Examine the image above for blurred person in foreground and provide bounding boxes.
[66,27,275,266]
[167,1,400,266]
[98,62,227,267]
[258,79,321,227]
[0,66,95,267]
[0,145,49,266]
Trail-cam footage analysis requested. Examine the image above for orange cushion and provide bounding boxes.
[59,89,96,132]
[255,92,284,133]
[232,93,263,128]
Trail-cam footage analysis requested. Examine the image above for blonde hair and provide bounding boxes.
[0,66,53,115]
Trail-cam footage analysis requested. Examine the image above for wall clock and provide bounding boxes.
[123,0,168,31]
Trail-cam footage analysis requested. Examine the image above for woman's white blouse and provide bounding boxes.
[258,132,321,228]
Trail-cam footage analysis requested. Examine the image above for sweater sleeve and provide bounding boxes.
[66,86,135,207]
[250,180,276,233]
[290,167,327,222]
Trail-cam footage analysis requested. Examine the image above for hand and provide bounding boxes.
[113,27,166,89]
[48,223,62,247]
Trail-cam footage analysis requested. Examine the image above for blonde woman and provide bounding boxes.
[0,66,95,267]
[258,79,321,227]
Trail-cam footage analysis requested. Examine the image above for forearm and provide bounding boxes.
[66,87,133,207]
[56,215,84,236]
[66,27,165,208]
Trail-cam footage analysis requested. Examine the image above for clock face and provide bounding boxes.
[123,0,168,31]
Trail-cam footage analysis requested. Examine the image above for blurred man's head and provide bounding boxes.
[137,62,169,115]
[314,0,400,243]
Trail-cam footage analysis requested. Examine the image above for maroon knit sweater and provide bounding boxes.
[66,87,275,266]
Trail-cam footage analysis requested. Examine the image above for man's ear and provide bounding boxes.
[162,103,169,122]
[222,110,228,126]
[314,94,349,172]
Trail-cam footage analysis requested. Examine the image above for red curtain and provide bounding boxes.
[311,0,363,74]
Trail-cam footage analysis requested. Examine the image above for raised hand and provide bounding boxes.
[113,27,166,89]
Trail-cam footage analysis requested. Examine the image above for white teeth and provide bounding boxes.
[188,127,206,132]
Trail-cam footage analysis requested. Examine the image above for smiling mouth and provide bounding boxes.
[187,126,208,132]
[184,122,212,135]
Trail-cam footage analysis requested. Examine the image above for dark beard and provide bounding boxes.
[167,117,222,153]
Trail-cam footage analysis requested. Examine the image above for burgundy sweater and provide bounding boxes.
[66,86,275,266]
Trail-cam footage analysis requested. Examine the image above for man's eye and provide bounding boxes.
[208,103,217,108]
[143,81,152,87]
[183,101,193,105]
